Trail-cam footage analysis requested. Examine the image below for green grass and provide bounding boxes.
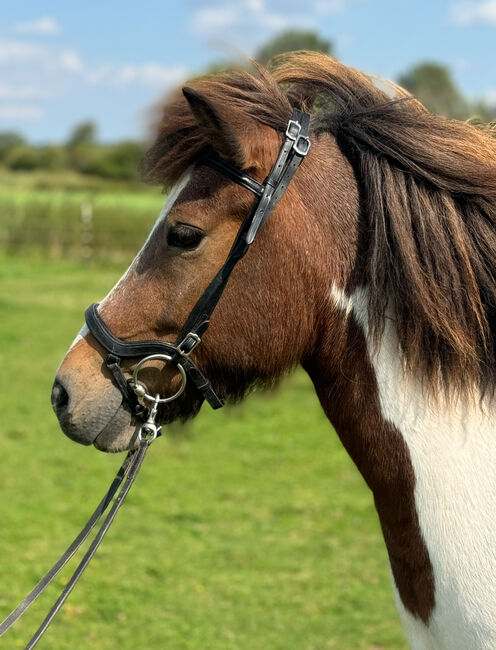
[0,255,408,649]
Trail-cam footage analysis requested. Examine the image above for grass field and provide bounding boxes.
[0,254,408,649]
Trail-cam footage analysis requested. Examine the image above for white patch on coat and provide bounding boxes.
[69,323,89,350]
[331,285,496,650]
[330,283,353,316]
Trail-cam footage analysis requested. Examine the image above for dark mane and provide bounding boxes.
[143,51,496,396]
[141,63,292,184]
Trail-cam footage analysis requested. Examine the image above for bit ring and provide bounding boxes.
[132,354,187,404]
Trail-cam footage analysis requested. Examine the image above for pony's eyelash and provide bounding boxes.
[167,223,205,250]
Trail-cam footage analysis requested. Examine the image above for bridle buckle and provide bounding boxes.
[177,332,201,357]
[285,119,301,141]
[285,119,311,156]
[293,135,311,156]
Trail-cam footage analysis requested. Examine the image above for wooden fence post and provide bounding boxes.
[80,201,93,264]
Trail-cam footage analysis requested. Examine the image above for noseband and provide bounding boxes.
[85,109,311,435]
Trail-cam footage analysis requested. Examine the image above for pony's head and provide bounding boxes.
[51,59,357,452]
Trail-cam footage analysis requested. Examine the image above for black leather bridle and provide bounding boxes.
[0,108,311,648]
[85,108,311,428]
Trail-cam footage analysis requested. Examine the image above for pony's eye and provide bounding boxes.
[167,223,205,250]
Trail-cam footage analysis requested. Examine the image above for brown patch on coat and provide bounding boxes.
[305,315,435,623]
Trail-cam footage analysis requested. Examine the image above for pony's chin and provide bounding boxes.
[93,408,140,453]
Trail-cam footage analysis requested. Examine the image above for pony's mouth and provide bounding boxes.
[91,389,204,453]
[53,360,206,454]
[92,404,140,453]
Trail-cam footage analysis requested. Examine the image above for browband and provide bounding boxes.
[202,151,264,197]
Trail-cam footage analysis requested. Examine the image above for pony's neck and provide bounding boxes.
[305,285,496,650]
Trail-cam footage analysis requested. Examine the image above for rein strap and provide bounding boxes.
[0,440,150,648]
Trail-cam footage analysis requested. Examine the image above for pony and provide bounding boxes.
[52,52,496,649]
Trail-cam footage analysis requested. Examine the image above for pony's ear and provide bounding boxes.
[182,87,245,167]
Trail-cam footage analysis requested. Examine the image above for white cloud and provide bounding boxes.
[0,105,43,120]
[14,16,61,36]
[112,63,187,87]
[0,36,188,132]
[192,6,241,31]
[0,84,50,100]
[0,38,187,89]
[314,0,358,13]
[192,0,295,35]
[451,0,496,25]
[85,62,188,87]
[59,50,85,73]
[0,39,46,64]
[191,0,359,36]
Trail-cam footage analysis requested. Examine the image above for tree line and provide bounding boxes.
[1,29,494,181]
[0,122,144,180]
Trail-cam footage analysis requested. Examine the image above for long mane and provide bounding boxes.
[143,52,496,396]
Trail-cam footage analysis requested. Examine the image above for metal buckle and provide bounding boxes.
[138,394,161,442]
[285,119,301,141]
[177,332,201,357]
[293,135,311,156]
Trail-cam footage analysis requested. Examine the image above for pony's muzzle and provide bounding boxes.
[51,375,92,445]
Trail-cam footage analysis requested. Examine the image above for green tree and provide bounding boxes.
[0,131,25,161]
[38,145,68,170]
[256,29,333,65]
[66,121,97,149]
[398,62,471,120]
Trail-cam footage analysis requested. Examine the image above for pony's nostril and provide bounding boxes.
[51,379,70,417]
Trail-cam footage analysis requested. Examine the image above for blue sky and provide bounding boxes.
[1,0,495,143]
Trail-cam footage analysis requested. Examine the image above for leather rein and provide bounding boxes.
[0,109,311,648]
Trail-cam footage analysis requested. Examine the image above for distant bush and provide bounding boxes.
[80,142,144,180]
[0,184,164,260]
[5,145,43,170]
[68,143,102,174]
